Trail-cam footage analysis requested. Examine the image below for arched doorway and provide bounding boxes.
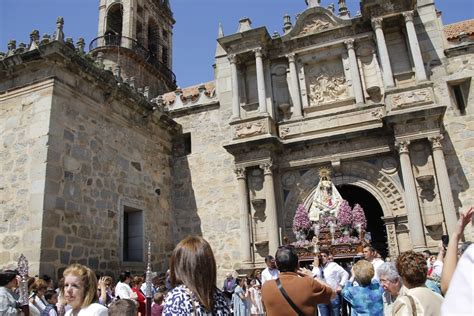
[337,184,388,258]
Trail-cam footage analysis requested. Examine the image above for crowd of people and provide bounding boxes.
[0,207,472,315]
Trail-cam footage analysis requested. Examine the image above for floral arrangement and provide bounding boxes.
[337,199,352,226]
[293,204,312,233]
[352,203,367,230]
[334,235,360,245]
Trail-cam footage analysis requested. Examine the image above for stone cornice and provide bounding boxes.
[0,40,179,132]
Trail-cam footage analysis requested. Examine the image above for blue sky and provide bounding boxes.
[1,0,472,89]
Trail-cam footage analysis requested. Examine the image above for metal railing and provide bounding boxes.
[89,34,176,87]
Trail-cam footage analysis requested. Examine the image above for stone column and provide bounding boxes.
[234,167,252,262]
[372,18,395,88]
[344,39,364,104]
[228,54,241,120]
[403,11,428,82]
[287,53,303,118]
[397,140,426,251]
[254,48,268,114]
[429,135,457,235]
[260,161,280,256]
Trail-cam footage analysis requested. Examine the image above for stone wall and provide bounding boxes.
[0,42,177,278]
[0,80,53,273]
[434,50,474,240]
[171,104,242,275]
[39,76,175,279]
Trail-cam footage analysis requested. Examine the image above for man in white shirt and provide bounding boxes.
[261,255,279,284]
[363,245,384,281]
[114,271,133,299]
[312,249,349,316]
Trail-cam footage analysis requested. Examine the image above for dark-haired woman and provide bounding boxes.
[0,270,20,315]
[163,236,230,315]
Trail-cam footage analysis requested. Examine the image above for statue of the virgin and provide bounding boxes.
[308,167,343,221]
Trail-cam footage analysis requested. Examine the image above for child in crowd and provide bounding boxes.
[42,290,59,316]
[151,292,164,316]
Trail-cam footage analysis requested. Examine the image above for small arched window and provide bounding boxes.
[106,3,123,36]
[148,19,159,57]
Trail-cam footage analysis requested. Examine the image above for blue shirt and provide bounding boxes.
[342,281,384,316]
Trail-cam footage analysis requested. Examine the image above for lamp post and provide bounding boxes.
[145,241,152,316]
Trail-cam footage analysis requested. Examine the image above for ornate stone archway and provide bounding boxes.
[281,160,406,257]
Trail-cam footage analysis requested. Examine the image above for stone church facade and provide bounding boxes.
[0,0,473,278]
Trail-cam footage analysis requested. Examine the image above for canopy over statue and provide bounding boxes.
[308,167,343,221]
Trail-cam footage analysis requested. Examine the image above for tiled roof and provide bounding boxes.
[162,81,215,104]
[444,19,474,40]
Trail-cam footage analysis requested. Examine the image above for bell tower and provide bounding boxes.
[90,0,176,95]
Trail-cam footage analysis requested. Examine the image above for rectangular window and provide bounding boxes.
[173,133,191,157]
[162,46,169,67]
[449,79,471,115]
[122,206,144,262]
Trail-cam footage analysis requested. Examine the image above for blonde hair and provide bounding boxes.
[32,278,48,293]
[353,260,374,286]
[63,264,98,308]
[131,276,143,287]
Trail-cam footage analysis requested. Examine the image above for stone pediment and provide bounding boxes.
[283,7,351,41]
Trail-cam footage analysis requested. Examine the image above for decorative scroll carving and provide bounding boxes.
[386,223,399,257]
[403,11,414,23]
[344,39,355,50]
[254,47,264,58]
[228,54,238,64]
[259,161,273,175]
[280,126,290,139]
[391,89,433,108]
[308,65,347,106]
[286,53,296,63]
[371,108,384,119]
[234,120,267,138]
[300,14,332,35]
[395,140,410,154]
[371,17,383,29]
[234,167,247,179]
[429,135,444,151]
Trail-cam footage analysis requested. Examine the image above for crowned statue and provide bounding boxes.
[308,167,343,221]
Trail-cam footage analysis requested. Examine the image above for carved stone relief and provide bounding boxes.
[307,60,347,106]
[391,88,433,109]
[234,120,267,138]
[299,14,333,35]
[386,223,399,257]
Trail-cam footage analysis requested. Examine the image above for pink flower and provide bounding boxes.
[293,204,312,232]
[352,204,367,230]
[337,200,352,226]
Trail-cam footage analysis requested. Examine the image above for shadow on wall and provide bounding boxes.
[443,132,470,212]
[415,13,443,78]
[171,145,202,244]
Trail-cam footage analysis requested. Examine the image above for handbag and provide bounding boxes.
[275,278,305,316]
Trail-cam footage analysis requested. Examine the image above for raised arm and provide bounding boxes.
[441,207,473,294]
